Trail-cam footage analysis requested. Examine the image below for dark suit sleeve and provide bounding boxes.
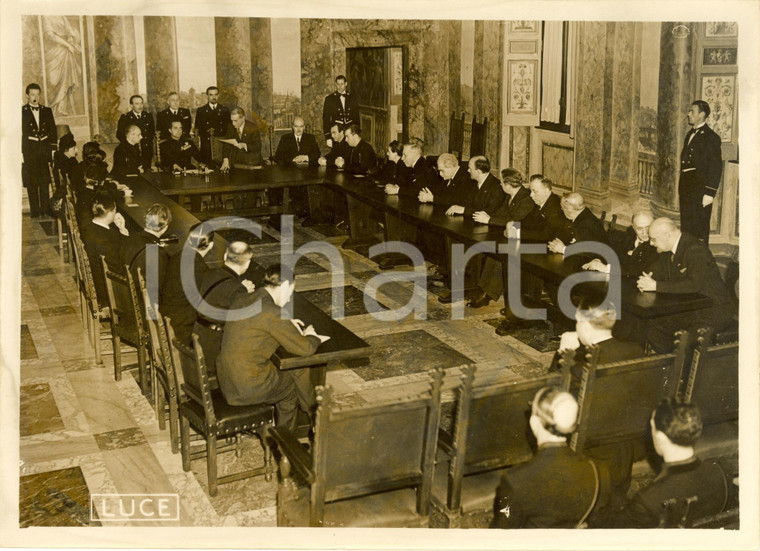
[654,243,715,295]
[145,113,155,139]
[274,135,292,165]
[304,134,321,163]
[491,475,525,529]
[116,114,128,143]
[613,494,659,528]
[269,314,322,357]
[703,132,723,197]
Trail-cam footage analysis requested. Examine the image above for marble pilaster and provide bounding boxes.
[214,17,253,113]
[143,16,179,113]
[300,19,334,144]
[447,20,462,120]
[249,18,274,127]
[574,21,612,212]
[422,21,452,156]
[652,22,695,218]
[608,22,643,203]
[22,16,44,100]
[473,21,503,168]
[93,16,139,142]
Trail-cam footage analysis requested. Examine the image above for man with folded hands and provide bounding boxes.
[160,121,203,172]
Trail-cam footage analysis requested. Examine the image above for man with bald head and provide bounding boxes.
[274,116,320,166]
[111,124,145,180]
[637,217,734,352]
[584,212,658,277]
[547,192,608,255]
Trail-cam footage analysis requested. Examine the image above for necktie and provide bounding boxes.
[30,106,39,111]
[171,110,177,115]
[296,137,300,151]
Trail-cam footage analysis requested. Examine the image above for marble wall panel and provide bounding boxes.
[542,143,574,191]
[300,19,335,142]
[214,17,253,112]
[249,18,274,127]
[422,21,452,155]
[93,16,139,142]
[22,16,44,101]
[477,21,503,167]
[447,20,462,119]
[511,126,529,177]
[143,16,179,112]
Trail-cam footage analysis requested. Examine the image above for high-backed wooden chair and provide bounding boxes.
[431,366,562,528]
[570,333,688,453]
[271,370,444,527]
[469,116,488,158]
[167,332,274,496]
[681,327,738,425]
[448,111,465,160]
[100,257,150,393]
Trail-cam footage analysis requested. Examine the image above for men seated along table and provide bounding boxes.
[193,241,260,378]
[79,190,130,304]
[583,211,658,277]
[274,116,320,166]
[376,140,411,187]
[607,398,729,528]
[220,107,263,171]
[386,139,439,197]
[120,203,173,292]
[505,174,566,243]
[547,192,609,262]
[161,223,214,345]
[343,124,377,175]
[111,124,145,180]
[467,168,535,308]
[160,121,203,172]
[636,217,734,353]
[445,155,505,218]
[317,123,351,168]
[491,387,601,529]
[417,152,474,206]
[216,264,328,431]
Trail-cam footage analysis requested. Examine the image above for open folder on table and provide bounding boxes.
[290,319,331,343]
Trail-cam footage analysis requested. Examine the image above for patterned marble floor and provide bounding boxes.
[17,212,566,528]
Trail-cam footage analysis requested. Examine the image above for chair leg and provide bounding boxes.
[113,335,122,380]
[207,434,218,496]
[94,319,103,365]
[156,388,166,431]
[180,414,191,471]
[57,219,64,260]
[168,398,179,454]
[137,345,149,396]
[262,431,273,482]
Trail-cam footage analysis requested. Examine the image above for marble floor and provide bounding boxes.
[18,212,564,528]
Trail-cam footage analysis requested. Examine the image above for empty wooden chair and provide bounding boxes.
[167,332,274,496]
[469,116,488,159]
[448,111,465,160]
[431,365,562,528]
[271,370,444,527]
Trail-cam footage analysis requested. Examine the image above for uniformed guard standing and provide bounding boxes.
[22,83,57,217]
[322,75,359,146]
[678,100,722,243]
[116,95,156,169]
[194,86,231,165]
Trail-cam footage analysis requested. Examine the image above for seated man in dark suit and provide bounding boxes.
[506,174,567,243]
[120,204,173,293]
[156,92,192,140]
[376,140,411,187]
[192,241,259,377]
[79,190,131,305]
[637,217,734,353]
[547,192,609,264]
[161,223,214,344]
[492,387,600,528]
[274,116,320,166]
[160,121,203,172]
[343,124,377,175]
[317,123,351,168]
[385,140,440,197]
[416,153,472,206]
[445,156,505,218]
[467,169,537,308]
[111,125,145,181]
[217,264,324,430]
[608,398,729,527]
[583,211,658,278]
[220,107,263,171]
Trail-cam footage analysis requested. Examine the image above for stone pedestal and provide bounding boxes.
[652,22,695,220]
[144,16,179,113]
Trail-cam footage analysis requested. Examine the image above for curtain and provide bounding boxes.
[540,21,563,124]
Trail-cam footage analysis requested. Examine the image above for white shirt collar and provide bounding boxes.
[93,219,111,230]
[693,122,706,130]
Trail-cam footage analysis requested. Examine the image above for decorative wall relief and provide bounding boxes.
[704,22,737,38]
[41,16,86,118]
[702,47,737,65]
[503,22,540,126]
[509,21,538,34]
[508,60,536,113]
[701,75,735,142]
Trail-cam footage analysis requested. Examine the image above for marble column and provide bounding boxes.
[22,16,44,100]
[652,22,695,219]
[447,20,462,120]
[608,22,643,203]
[249,18,274,133]
[214,17,253,113]
[143,17,179,114]
[574,22,613,212]
[472,21,503,169]
[422,21,452,156]
[300,19,334,145]
[93,16,139,142]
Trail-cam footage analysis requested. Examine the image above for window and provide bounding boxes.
[538,21,575,134]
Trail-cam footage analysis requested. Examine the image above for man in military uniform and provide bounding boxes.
[116,95,155,169]
[679,100,722,243]
[22,83,57,217]
[156,92,192,140]
[160,121,203,172]
[194,86,230,165]
[322,75,358,146]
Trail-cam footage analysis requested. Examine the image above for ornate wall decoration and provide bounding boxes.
[701,75,735,142]
[705,22,737,38]
[507,60,536,114]
[509,21,538,34]
[703,47,737,65]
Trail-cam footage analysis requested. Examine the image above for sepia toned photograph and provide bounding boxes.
[1,1,758,549]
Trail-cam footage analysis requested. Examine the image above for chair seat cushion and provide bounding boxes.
[183,389,273,434]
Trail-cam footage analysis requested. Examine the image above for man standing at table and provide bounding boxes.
[220,107,263,171]
[160,121,203,172]
[679,100,722,243]
[194,86,230,165]
[22,83,57,217]
[116,95,155,169]
[274,116,320,166]
[323,75,358,146]
[637,217,734,352]
[156,92,192,140]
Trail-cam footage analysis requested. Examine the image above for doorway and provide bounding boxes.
[346,46,408,155]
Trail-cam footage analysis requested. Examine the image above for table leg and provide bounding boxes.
[374,212,415,269]
[342,195,381,250]
[303,185,333,226]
